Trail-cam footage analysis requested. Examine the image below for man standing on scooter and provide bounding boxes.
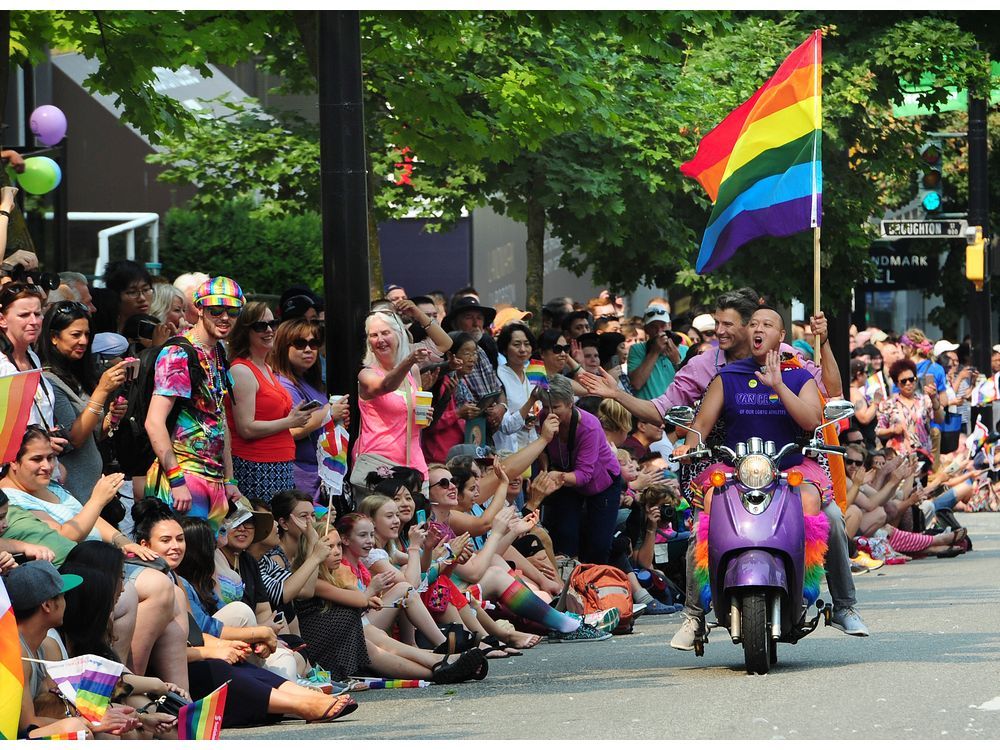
[580,292,869,651]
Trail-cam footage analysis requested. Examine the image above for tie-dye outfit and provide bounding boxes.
[145,331,229,532]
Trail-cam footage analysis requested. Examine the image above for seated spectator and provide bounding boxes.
[10,560,135,739]
[621,417,664,461]
[130,499,359,724]
[299,523,488,683]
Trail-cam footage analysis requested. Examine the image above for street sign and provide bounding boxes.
[880,219,966,238]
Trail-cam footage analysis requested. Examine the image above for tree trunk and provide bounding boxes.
[524,181,546,320]
[366,150,383,300]
[0,11,9,127]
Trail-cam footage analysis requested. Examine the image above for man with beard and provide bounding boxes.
[145,277,246,534]
[582,291,866,649]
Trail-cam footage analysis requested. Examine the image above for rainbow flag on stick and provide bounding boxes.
[0,368,42,464]
[29,730,88,740]
[29,654,124,724]
[178,682,228,740]
[682,31,822,274]
[355,678,429,689]
[0,577,24,740]
[317,420,350,496]
[526,360,549,390]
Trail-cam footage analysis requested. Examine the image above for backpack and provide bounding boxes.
[568,563,634,635]
[110,337,222,477]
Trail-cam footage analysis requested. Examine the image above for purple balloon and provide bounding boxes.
[30,105,68,147]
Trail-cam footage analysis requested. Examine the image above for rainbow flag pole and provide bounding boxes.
[178,681,229,740]
[682,30,823,355]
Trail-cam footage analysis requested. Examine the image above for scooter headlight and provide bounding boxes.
[737,454,776,490]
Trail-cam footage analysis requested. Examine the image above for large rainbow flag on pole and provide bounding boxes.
[178,682,228,740]
[0,576,24,740]
[0,368,42,463]
[682,31,822,274]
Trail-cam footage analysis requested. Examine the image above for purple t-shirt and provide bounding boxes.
[277,374,325,469]
[544,407,621,495]
[718,358,814,469]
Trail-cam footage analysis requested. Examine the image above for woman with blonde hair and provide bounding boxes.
[352,299,451,493]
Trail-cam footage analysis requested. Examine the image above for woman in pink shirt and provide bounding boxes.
[353,302,452,493]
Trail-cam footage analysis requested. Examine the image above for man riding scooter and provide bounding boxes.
[673,306,869,645]
[582,293,868,650]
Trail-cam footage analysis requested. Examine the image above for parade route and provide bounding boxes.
[229,513,1000,741]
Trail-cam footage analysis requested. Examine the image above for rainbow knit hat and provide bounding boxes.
[193,277,245,308]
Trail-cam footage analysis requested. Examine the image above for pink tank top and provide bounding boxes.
[353,365,427,478]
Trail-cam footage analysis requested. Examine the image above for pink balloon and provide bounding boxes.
[30,105,67,147]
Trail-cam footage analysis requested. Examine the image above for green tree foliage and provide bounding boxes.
[160,200,322,294]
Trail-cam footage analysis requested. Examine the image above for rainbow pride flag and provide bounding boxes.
[29,730,88,740]
[36,654,124,724]
[178,682,228,740]
[864,372,888,401]
[317,420,350,496]
[526,360,549,390]
[0,368,42,464]
[682,31,822,274]
[356,678,429,689]
[0,577,23,740]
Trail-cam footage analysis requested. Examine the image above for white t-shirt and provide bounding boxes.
[0,349,55,428]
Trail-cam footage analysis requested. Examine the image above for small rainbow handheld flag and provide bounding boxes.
[178,682,228,740]
[526,360,549,390]
[33,654,124,724]
[682,31,822,274]
[0,368,42,464]
[864,372,887,401]
[317,420,350,496]
[29,730,88,740]
[1,577,24,740]
[356,678,429,689]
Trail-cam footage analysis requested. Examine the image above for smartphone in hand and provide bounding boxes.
[300,399,324,411]
[416,509,427,525]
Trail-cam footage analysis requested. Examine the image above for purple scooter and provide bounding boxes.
[666,399,855,675]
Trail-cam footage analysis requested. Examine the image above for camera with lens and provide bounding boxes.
[3,263,60,290]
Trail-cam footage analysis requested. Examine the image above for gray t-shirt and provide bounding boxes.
[45,373,104,502]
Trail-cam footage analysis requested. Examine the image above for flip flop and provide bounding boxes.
[307,696,358,724]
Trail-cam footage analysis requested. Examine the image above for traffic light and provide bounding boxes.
[966,225,985,291]
[918,139,944,214]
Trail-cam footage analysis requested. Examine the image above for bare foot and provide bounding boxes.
[506,630,542,649]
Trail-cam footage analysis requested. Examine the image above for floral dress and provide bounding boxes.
[877,393,933,455]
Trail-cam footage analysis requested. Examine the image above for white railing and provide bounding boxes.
[40,212,160,283]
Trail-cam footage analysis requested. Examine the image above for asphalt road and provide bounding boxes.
[228,512,1000,741]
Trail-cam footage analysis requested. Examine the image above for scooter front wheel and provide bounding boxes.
[741,591,772,675]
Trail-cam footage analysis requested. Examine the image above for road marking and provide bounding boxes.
[976,697,1000,711]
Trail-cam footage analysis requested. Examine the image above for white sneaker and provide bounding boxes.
[830,607,869,637]
[669,614,705,651]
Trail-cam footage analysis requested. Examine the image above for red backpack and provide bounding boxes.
[568,564,634,635]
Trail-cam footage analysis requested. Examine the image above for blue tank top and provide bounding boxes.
[717,357,814,469]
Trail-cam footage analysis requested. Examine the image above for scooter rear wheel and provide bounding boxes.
[741,592,772,675]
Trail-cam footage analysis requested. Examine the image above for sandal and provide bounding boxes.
[430,649,487,684]
[481,635,522,656]
[307,695,358,724]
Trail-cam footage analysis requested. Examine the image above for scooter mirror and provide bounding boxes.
[822,399,855,422]
[665,406,695,426]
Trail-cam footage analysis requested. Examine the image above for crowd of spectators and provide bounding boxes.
[0,209,986,736]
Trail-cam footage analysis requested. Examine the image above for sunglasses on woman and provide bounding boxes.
[430,477,455,489]
[291,338,321,351]
[0,282,42,307]
[898,376,916,385]
[548,344,571,354]
[51,300,89,316]
[249,320,280,333]
[845,458,864,467]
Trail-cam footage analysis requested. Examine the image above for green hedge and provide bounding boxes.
[160,201,324,295]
